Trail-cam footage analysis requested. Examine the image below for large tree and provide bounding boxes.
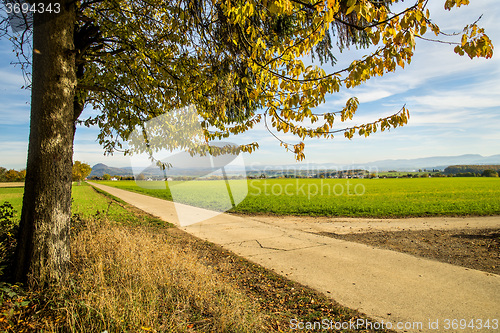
[6,0,77,286]
[1,0,493,286]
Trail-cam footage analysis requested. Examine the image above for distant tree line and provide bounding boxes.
[88,174,135,181]
[0,167,26,182]
[444,165,500,177]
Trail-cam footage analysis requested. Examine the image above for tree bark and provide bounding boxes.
[14,1,76,287]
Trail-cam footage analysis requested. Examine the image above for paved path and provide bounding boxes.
[90,182,500,332]
[248,215,500,234]
[0,182,24,187]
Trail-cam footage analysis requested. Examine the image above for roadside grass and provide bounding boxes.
[0,184,262,332]
[0,188,23,220]
[66,218,263,332]
[0,183,388,332]
[97,177,500,217]
[72,182,171,228]
[0,183,170,228]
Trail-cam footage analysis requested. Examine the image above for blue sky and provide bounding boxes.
[1,1,499,170]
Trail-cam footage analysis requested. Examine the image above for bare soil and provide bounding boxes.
[318,228,500,275]
[0,183,24,188]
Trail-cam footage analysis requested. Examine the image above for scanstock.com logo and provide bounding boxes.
[127,105,248,227]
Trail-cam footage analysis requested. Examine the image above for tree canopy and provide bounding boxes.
[72,161,92,184]
[4,0,493,161]
[87,0,494,160]
[482,169,499,177]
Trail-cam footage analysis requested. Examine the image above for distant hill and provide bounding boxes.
[89,163,214,178]
[90,163,134,177]
[90,154,500,177]
[366,154,500,171]
[250,154,500,172]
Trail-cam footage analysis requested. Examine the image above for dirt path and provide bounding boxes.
[90,182,500,333]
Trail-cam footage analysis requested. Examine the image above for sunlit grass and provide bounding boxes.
[71,182,140,223]
[97,177,500,217]
[0,187,23,220]
[239,177,500,217]
[0,182,168,227]
[60,218,263,332]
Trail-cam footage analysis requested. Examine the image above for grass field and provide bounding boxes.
[0,187,23,219]
[0,183,166,227]
[95,177,500,217]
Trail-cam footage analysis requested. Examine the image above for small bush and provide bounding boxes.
[455,172,478,177]
[0,202,18,278]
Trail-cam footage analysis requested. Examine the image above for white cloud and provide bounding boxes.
[0,68,29,90]
[0,141,28,169]
[409,94,500,111]
[0,103,30,125]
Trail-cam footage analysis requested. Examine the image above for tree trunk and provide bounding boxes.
[14,1,76,287]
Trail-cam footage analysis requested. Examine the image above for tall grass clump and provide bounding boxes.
[53,217,263,332]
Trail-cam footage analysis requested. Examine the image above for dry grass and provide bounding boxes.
[52,218,264,332]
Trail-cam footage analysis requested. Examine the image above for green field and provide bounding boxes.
[0,187,23,219]
[0,183,165,226]
[95,177,500,217]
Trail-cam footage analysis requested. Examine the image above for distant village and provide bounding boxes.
[245,168,444,179]
[87,168,457,181]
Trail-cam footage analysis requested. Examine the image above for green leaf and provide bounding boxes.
[346,4,356,15]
